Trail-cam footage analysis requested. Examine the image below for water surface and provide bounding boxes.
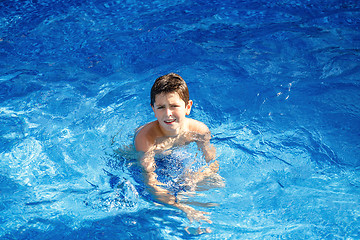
[1,0,359,239]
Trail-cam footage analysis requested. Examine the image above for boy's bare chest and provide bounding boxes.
[153,134,195,152]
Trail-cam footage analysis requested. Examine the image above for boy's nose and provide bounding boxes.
[166,108,172,116]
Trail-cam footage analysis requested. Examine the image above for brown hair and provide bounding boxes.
[150,73,189,106]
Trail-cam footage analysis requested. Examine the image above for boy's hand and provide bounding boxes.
[176,203,212,224]
[209,160,219,173]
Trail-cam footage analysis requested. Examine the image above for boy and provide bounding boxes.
[134,73,219,224]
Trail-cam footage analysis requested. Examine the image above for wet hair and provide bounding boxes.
[150,73,189,106]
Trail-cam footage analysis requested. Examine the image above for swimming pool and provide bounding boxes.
[1,0,359,239]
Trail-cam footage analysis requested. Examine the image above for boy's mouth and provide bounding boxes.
[164,119,176,124]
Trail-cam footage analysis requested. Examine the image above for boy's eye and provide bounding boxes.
[157,106,164,109]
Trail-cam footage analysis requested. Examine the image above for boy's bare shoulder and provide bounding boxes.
[135,121,159,152]
[187,118,210,134]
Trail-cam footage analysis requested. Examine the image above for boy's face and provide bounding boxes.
[152,92,192,136]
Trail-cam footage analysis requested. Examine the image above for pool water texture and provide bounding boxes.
[1,0,360,239]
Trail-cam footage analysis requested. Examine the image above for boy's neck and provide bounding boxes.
[157,119,188,137]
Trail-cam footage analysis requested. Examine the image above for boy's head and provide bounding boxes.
[150,73,189,106]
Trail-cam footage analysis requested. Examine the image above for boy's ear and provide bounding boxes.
[185,100,193,115]
[151,104,155,113]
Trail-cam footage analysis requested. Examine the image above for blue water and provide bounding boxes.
[1,0,360,239]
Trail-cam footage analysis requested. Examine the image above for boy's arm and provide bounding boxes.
[197,136,216,162]
[140,151,175,204]
[192,121,216,162]
[192,121,219,174]
[135,131,175,203]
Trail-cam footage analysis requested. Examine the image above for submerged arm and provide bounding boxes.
[198,139,216,162]
[140,151,176,204]
[196,131,219,173]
